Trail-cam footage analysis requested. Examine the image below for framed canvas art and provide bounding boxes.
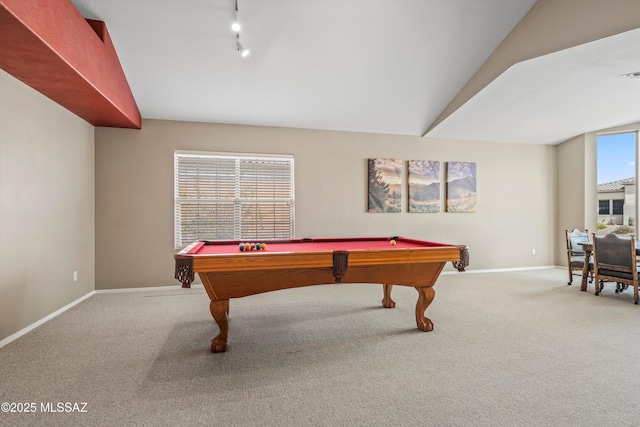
[408,160,440,212]
[368,158,402,213]
[446,161,476,213]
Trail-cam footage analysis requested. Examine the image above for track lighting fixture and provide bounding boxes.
[237,34,250,58]
[233,0,249,57]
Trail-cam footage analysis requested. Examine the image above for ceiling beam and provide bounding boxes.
[0,0,141,129]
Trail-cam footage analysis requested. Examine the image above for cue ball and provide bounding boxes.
[390,239,397,245]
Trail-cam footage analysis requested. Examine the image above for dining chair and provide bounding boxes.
[592,233,640,304]
[565,229,591,286]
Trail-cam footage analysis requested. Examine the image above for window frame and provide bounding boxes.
[598,200,610,215]
[612,199,624,215]
[174,150,295,249]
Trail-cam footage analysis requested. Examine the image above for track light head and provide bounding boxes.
[236,37,250,57]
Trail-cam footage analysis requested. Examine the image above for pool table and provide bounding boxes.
[175,237,469,352]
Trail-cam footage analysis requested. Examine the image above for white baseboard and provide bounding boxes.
[95,283,204,293]
[0,290,95,349]
[441,265,558,275]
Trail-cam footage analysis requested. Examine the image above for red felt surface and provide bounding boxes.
[187,238,450,255]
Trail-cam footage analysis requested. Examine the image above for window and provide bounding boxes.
[596,132,637,231]
[599,200,610,215]
[174,152,294,248]
[612,199,624,215]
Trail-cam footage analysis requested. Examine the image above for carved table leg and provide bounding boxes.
[210,299,230,352]
[580,249,591,292]
[382,284,396,308]
[415,286,435,332]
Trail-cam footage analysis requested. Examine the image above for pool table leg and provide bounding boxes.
[382,284,396,308]
[209,299,229,352]
[415,286,435,332]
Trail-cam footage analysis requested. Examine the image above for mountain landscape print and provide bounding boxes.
[446,161,476,213]
[408,160,440,212]
[368,159,402,213]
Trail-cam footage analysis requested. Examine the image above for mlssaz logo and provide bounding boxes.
[40,402,88,413]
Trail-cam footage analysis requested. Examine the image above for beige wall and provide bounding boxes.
[556,134,590,265]
[0,70,95,341]
[95,119,557,290]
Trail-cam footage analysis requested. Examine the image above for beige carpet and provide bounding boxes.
[1,268,640,426]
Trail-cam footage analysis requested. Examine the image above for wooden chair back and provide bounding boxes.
[564,229,590,285]
[592,233,640,304]
[593,233,635,274]
[565,229,589,256]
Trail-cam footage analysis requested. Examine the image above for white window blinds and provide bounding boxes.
[174,152,294,248]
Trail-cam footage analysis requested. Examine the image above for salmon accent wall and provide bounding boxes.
[0,0,141,129]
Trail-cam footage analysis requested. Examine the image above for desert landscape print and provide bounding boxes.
[446,161,476,213]
[408,160,440,212]
[368,158,402,213]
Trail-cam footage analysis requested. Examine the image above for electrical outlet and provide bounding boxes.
[74,271,78,282]
[532,248,536,255]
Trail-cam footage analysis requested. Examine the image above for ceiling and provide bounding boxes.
[428,27,640,144]
[68,0,639,145]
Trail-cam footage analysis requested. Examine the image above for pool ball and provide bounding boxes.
[390,239,397,246]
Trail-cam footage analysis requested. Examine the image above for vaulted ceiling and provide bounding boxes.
[5,1,640,144]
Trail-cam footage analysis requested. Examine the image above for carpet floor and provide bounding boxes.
[1,268,640,426]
